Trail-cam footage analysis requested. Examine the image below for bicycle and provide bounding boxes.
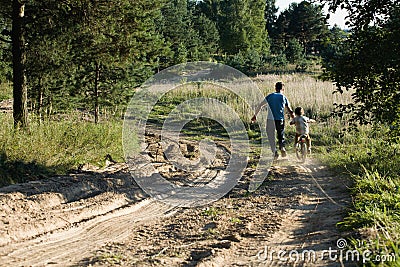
[295,134,308,162]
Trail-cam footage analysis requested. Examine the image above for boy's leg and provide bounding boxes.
[306,135,312,153]
[294,133,300,150]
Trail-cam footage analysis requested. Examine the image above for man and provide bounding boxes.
[251,82,294,159]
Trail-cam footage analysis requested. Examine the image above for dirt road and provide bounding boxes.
[0,135,352,266]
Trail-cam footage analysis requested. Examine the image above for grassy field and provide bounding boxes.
[0,73,354,184]
[254,73,353,118]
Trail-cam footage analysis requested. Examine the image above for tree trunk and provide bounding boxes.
[12,0,28,128]
[47,93,52,118]
[94,62,100,124]
[36,79,43,122]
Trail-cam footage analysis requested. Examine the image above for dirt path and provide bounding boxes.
[0,134,352,266]
[82,157,352,267]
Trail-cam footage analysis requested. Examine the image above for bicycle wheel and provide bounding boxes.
[300,142,307,162]
[295,142,302,161]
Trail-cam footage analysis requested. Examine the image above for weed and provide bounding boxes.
[97,252,125,264]
[230,217,242,224]
[202,207,220,218]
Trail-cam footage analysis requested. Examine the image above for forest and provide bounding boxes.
[0,0,348,125]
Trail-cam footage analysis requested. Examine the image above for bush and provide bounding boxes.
[285,38,304,64]
[270,53,288,68]
[226,49,264,75]
[295,58,311,72]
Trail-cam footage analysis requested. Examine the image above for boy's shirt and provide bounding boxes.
[291,115,310,135]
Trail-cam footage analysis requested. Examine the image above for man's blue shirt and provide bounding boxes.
[265,92,289,120]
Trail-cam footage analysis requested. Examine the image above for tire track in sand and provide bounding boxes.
[0,198,177,266]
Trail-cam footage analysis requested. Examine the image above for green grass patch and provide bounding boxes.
[316,125,400,266]
[0,113,126,186]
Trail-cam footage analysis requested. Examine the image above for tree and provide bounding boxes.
[0,12,12,84]
[265,0,278,34]
[0,42,11,84]
[247,0,270,54]
[0,0,29,128]
[199,0,269,55]
[321,0,400,128]
[160,0,219,63]
[320,25,348,66]
[0,0,82,124]
[273,1,329,55]
[69,0,169,123]
[2,0,172,123]
[285,38,304,64]
[11,0,29,128]
[191,3,220,58]
[23,1,76,119]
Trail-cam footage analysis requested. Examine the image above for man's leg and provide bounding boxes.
[275,120,286,156]
[266,119,278,158]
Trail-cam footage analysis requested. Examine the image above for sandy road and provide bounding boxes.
[0,164,181,266]
[50,157,351,266]
[1,199,176,266]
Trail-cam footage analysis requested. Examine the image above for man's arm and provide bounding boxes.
[251,99,267,122]
[286,104,294,119]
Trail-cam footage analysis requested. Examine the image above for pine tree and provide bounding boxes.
[274,1,329,55]
[201,0,269,55]
[285,38,304,64]
[67,0,170,123]
[265,0,278,34]
[160,0,218,63]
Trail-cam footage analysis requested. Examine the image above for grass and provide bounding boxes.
[254,73,353,119]
[317,126,400,266]
[0,112,125,186]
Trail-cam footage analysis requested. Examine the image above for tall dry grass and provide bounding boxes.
[254,73,353,118]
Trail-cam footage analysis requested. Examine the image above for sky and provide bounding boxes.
[275,0,349,29]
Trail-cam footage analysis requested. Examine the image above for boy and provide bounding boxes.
[290,107,315,154]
